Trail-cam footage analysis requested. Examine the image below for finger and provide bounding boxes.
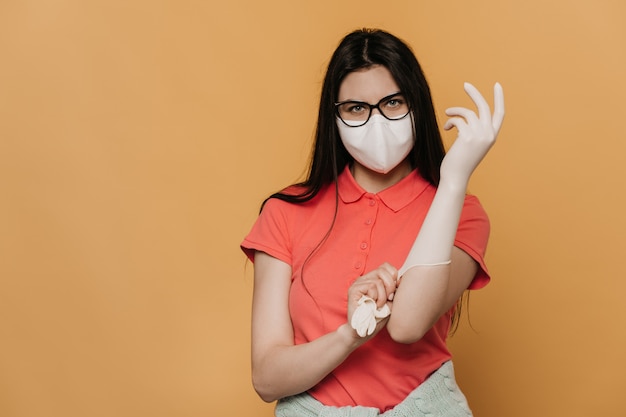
[379,264,400,298]
[463,82,491,123]
[350,280,375,302]
[492,82,505,134]
[443,117,467,131]
[377,262,398,278]
[356,276,388,308]
[357,281,381,305]
[444,106,478,122]
[373,279,388,308]
[377,263,398,293]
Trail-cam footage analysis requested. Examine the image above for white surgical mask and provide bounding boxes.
[337,114,414,174]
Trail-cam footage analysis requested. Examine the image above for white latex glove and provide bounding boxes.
[399,82,505,274]
[350,295,391,337]
[440,82,505,187]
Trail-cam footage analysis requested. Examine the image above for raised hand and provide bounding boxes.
[441,82,505,187]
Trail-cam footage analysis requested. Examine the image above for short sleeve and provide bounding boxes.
[240,198,293,265]
[454,195,491,290]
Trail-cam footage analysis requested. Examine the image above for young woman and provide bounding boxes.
[241,28,504,416]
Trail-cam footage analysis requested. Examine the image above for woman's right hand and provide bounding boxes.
[346,263,398,338]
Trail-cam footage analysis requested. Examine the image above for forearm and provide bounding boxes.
[398,180,466,272]
[252,323,360,402]
[387,265,451,343]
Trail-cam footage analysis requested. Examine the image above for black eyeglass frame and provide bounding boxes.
[334,92,411,127]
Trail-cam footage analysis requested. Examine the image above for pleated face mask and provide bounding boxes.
[337,114,414,174]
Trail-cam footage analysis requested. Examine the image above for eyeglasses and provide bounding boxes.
[335,92,410,127]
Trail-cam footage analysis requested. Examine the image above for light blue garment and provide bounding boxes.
[275,361,473,417]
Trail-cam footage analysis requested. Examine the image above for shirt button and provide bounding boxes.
[365,219,372,225]
[368,200,376,206]
[355,262,362,269]
[360,242,368,250]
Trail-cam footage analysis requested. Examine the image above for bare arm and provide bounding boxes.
[388,246,477,343]
[251,251,383,402]
[387,179,474,343]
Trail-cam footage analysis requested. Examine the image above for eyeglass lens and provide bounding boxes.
[336,94,409,126]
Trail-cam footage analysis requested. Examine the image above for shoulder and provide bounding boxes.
[262,183,335,215]
[458,194,490,239]
[241,183,335,263]
[462,194,488,217]
[457,194,491,289]
[254,182,337,240]
[456,195,490,262]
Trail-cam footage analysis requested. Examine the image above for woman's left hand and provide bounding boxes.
[440,82,505,187]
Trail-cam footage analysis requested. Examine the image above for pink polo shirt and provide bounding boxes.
[241,166,490,412]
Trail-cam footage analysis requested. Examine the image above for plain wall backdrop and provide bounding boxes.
[1,1,625,416]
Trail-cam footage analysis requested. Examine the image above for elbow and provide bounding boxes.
[387,321,427,344]
[255,390,279,404]
[252,373,280,403]
[253,384,279,403]
[388,329,425,345]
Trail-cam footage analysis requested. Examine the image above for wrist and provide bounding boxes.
[437,177,468,193]
[336,323,363,350]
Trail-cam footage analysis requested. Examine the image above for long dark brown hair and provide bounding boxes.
[264,28,444,207]
[262,28,468,333]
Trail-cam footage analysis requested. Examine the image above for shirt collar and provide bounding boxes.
[337,165,432,212]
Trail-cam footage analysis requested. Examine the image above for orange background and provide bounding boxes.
[1,1,625,416]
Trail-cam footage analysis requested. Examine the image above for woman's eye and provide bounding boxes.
[348,105,366,114]
[385,98,403,108]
